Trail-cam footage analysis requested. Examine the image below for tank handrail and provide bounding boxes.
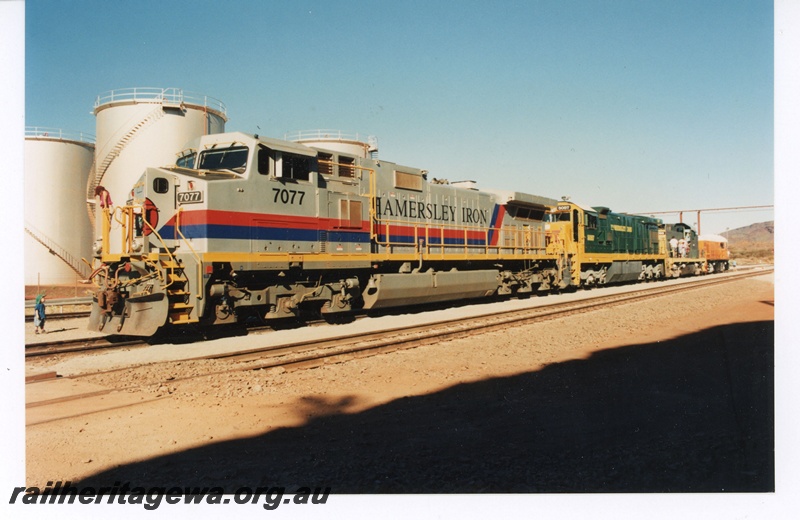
[285,129,375,144]
[94,87,227,117]
[25,126,95,144]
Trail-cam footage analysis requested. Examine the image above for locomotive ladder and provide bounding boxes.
[160,258,198,325]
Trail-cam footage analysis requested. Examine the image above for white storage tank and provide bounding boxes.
[24,128,95,285]
[285,130,378,159]
[90,87,227,215]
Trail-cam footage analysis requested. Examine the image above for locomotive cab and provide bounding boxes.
[661,223,704,277]
[548,201,664,286]
[698,234,730,273]
[547,202,581,254]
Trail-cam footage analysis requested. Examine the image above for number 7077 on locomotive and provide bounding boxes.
[87,131,723,336]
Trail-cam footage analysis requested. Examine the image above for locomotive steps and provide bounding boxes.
[161,258,197,325]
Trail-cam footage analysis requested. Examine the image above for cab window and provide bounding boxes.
[281,153,311,181]
[258,147,311,181]
[176,152,196,169]
[258,145,272,175]
[198,146,248,173]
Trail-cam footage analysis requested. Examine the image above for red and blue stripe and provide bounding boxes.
[158,210,369,244]
[157,205,506,248]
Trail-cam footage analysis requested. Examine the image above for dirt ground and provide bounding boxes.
[25,274,774,493]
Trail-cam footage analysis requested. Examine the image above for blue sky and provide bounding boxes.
[24,0,774,234]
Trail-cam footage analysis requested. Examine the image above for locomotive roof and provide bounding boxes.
[193,131,317,157]
[698,234,728,242]
[552,200,596,213]
[482,189,559,209]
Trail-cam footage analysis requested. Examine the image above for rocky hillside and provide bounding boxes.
[723,221,774,263]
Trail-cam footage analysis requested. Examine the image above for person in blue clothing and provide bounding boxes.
[34,294,47,334]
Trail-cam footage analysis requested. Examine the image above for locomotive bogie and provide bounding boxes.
[666,258,705,278]
[497,264,562,295]
[706,260,729,273]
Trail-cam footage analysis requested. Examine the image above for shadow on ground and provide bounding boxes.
[80,319,774,493]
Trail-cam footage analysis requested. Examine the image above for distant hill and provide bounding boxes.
[724,221,774,245]
[721,221,774,263]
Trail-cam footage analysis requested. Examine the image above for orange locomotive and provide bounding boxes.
[698,234,731,273]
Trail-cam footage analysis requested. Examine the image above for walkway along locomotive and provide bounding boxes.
[86,132,709,336]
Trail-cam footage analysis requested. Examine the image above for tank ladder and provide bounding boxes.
[24,224,91,278]
[85,106,166,227]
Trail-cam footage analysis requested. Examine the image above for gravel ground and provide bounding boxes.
[25,273,774,494]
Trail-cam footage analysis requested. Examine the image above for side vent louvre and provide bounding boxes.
[319,230,327,253]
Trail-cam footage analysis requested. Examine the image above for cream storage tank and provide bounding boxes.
[285,130,379,159]
[89,87,227,223]
[24,127,95,286]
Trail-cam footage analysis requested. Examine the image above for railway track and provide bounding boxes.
[25,266,771,427]
[192,266,773,373]
[24,310,91,322]
[25,267,770,360]
[24,337,143,358]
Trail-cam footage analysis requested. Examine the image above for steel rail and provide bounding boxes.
[25,337,144,358]
[24,310,91,323]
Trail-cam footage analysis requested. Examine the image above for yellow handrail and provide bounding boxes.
[174,207,204,300]
[108,205,182,291]
[371,215,549,256]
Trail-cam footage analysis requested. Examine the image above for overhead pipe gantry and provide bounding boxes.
[631,205,773,235]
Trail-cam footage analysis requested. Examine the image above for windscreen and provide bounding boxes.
[198,146,249,173]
